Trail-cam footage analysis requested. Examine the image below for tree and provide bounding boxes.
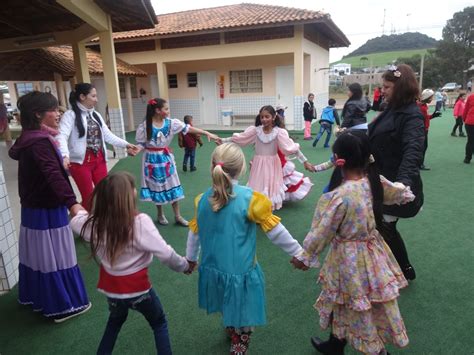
[435,6,474,85]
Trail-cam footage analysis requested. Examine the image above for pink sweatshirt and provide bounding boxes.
[71,210,188,298]
[453,99,465,118]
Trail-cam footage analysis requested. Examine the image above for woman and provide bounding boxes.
[341,82,370,131]
[57,83,139,210]
[303,93,316,140]
[9,91,90,322]
[368,64,425,281]
[463,92,474,164]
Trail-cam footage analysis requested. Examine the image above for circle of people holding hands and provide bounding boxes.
[9,63,474,355]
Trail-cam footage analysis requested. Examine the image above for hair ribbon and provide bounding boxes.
[335,158,346,167]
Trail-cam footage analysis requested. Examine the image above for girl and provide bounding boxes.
[418,89,442,170]
[186,143,304,355]
[136,98,219,226]
[292,130,414,355]
[452,93,466,137]
[71,172,194,355]
[58,83,139,210]
[220,105,313,210]
[303,93,316,139]
[9,91,90,323]
[341,83,370,131]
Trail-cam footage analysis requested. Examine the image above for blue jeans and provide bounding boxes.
[97,289,172,355]
[183,148,196,168]
[313,122,332,147]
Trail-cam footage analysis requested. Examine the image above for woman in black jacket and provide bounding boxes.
[368,64,425,281]
[341,83,370,131]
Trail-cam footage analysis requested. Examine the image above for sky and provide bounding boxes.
[150,0,472,62]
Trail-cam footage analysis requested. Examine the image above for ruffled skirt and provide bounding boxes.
[198,263,266,328]
[282,160,313,202]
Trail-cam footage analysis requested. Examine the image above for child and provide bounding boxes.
[186,143,304,355]
[312,98,340,148]
[9,91,90,323]
[452,93,466,137]
[71,172,195,354]
[418,89,442,170]
[292,130,414,355]
[178,115,203,172]
[303,93,316,139]
[220,105,313,210]
[136,98,219,226]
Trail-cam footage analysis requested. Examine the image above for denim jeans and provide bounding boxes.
[97,288,172,355]
[313,122,332,147]
[183,147,196,168]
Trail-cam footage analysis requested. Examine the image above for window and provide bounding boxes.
[187,72,198,88]
[168,74,178,89]
[118,77,138,99]
[15,82,34,97]
[229,69,262,93]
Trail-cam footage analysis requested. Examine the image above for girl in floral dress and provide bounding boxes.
[291,130,414,355]
[136,98,218,226]
[220,105,314,210]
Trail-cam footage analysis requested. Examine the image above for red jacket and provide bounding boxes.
[453,99,465,118]
[417,102,433,131]
[463,94,474,125]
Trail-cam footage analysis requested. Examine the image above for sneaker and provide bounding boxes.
[175,215,189,227]
[323,145,330,148]
[183,165,187,172]
[464,158,471,164]
[54,302,92,323]
[190,166,197,172]
[451,132,457,137]
[402,265,416,281]
[312,140,318,147]
[420,165,431,171]
[459,132,466,137]
[303,137,313,140]
[157,214,169,225]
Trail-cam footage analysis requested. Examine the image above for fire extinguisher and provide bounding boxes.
[219,75,224,99]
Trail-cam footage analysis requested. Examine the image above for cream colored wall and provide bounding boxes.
[302,38,330,94]
[164,54,293,99]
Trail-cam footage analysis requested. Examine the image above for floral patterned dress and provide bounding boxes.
[300,176,413,354]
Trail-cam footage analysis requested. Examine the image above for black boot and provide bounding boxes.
[310,333,346,354]
[402,264,416,280]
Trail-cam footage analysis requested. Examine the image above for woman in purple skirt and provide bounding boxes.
[9,91,91,323]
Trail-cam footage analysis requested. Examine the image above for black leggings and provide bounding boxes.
[376,220,411,270]
[452,117,464,134]
[465,124,474,162]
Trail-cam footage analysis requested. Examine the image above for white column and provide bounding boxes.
[125,77,135,131]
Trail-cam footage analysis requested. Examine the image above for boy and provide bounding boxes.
[312,98,340,148]
[178,115,203,172]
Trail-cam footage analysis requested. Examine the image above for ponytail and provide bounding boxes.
[209,164,234,212]
[69,83,101,138]
[208,143,246,212]
[145,98,167,141]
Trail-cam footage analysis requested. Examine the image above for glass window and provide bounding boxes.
[118,77,138,99]
[15,82,34,97]
[187,72,198,88]
[229,69,262,93]
[168,74,178,89]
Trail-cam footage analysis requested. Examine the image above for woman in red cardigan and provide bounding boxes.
[463,93,474,164]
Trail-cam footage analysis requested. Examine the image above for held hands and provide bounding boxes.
[290,256,309,271]
[69,203,86,217]
[206,132,220,142]
[184,259,197,275]
[304,161,316,172]
[126,144,141,156]
[63,156,71,170]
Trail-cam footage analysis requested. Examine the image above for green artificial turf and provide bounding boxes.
[1,109,473,354]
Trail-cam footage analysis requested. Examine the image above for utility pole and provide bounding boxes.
[381,9,386,35]
[368,58,374,101]
[419,53,425,90]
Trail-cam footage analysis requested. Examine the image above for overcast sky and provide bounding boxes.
[150,0,472,62]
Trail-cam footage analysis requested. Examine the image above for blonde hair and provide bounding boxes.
[209,143,246,212]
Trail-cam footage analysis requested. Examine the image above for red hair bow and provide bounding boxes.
[148,99,157,106]
[335,158,346,167]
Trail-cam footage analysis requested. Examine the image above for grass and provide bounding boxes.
[332,49,432,68]
[1,109,473,354]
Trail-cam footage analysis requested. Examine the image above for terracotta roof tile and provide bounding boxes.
[112,3,341,40]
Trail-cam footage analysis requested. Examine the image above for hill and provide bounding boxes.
[332,48,432,68]
[346,32,438,57]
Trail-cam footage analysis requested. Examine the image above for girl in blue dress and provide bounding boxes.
[186,143,303,354]
[136,98,218,226]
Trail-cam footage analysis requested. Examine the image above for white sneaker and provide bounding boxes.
[54,302,92,323]
[157,214,169,225]
[175,215,189,227]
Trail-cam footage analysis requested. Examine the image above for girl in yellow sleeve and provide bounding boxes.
[186,143,303,355]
